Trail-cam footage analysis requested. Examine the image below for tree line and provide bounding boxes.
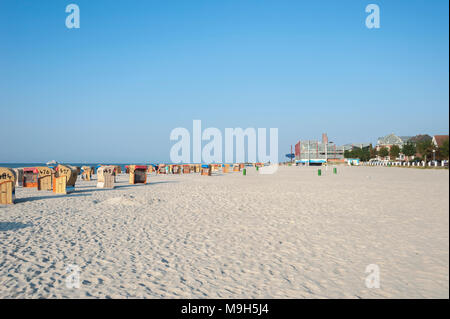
[344,135,449,162]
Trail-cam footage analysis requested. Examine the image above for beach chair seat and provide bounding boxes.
[37,167,54,191]
[53,176,67,194]
[201,164,212,176]
[0,168,16,204]
[0,181,14,204]
[158,165,166,174]
[172,165,181,174]
[81,166,93,181]
[97,166,115,188]
[53,165,77,194]
[23,167,38,188]
[129,165,147,184]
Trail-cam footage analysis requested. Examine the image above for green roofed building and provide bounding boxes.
[376,133,412,150]
[376,133,413,160]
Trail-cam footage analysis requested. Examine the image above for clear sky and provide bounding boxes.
[1,0,448,163]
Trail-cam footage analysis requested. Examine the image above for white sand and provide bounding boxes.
[0,166,448,298]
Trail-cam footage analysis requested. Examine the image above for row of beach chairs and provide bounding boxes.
[1,163,261,204]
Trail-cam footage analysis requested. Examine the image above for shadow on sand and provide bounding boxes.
[0,222,33,231]
[147,181,179,185]
[12,181,179,203]
[75,180,178,193]
[14,193,90,203]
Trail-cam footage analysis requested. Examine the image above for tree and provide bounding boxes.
[378,147,389,158]
[409,134,432,144]
[402,142,416,159]
[390,145,401,160]
[360,147,371,161]
[369,144,378,159]
[416,140,434,162]
[439,139,449,160]
[344,146,371,161]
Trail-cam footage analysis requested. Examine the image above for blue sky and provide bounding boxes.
[0,0,448,163]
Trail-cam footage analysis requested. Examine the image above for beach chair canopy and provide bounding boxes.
[56,164,78,186]
[0,167,16,186]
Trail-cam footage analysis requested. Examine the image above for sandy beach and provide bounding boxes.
[0,166,448,298]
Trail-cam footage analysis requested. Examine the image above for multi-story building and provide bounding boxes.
[376,133,412,160]
[432,135,449,148]
[294,133,345,165]
[376,133,412,151]
[432,135,449,160]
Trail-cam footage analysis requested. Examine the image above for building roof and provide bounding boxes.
[342,143,371,151]
[377,133,401,145]
[433,135,449,147]
[377,133,412,146]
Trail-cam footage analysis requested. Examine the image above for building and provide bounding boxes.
[432,135,449,160]
[376,133,412,151]
[342,143,371,151]
[432,135,449,148]
[375,133,412,160]
[294,133,345,165]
